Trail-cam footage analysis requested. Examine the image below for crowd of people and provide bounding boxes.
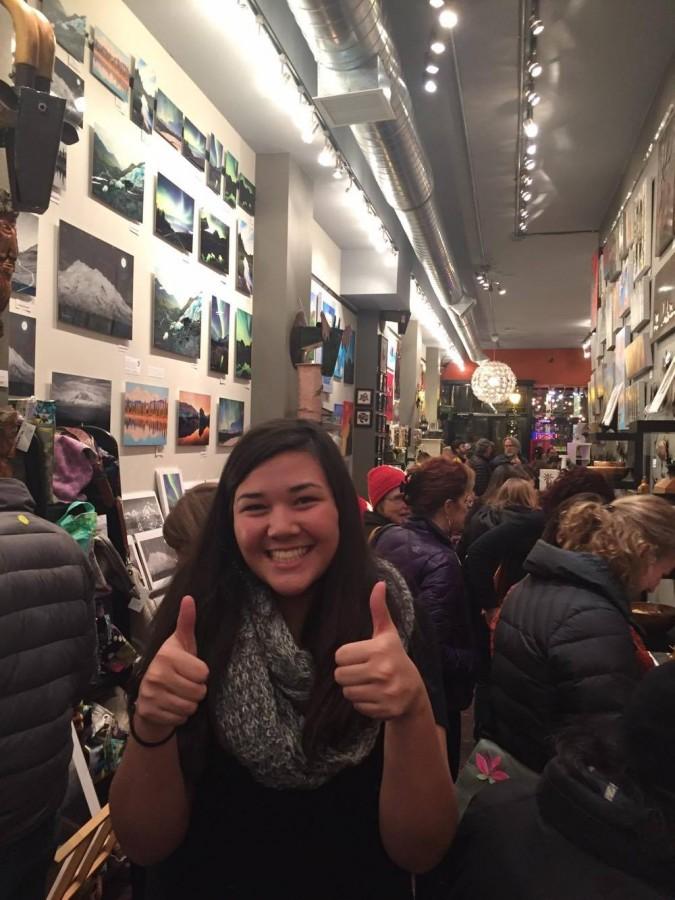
[2,419,675,899]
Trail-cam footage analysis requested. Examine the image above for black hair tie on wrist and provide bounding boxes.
[129,707,176,748]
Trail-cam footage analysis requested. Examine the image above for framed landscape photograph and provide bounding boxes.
[53,58,84,130]
[206,134,224,195]
[210,295,230,374]
[154,173,194,254]
[131,58,156,133]
[121,491,164,536]
[135,528,177,592]
[237,174,255,217]
[155,90,184,152]
[43,0,86,63]
[224,151,238,208]
[182,118,207,171]
[177,391,211,447]
[11,212,38,298]
[199,210,229,275]
[655,115,675,257]
[217,397,244,447]
[91,28,130,103]
[51,372,112,431]
[91,122,145,223]
[234,308,252,380]
[631,178,652,280]
[152,275,202,359]
[236,218,254,296]
[123,382,169,447]
[57,221,134,339]
[155,467,184,516]
[8,312,36,398]
[653,252,675,342]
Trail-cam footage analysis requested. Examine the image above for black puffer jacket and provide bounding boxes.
[0,478,96,846]
[489,541,640,772]
[374,517,477,710]
[467,455,491,497]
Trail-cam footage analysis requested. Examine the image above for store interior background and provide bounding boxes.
[1,0,675,536]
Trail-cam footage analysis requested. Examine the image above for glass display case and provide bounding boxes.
[587,419,675,492]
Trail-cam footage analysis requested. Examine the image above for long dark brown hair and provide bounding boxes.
[131,419,382,773]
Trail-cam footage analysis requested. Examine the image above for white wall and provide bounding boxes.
[13,0,256,492]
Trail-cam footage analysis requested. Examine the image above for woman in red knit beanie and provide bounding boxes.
[363,465,409,540]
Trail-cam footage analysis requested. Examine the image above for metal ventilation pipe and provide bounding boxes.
[286,0,486,362]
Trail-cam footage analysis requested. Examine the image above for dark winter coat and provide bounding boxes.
[467,454,491,497]
[363,508,391,542]
[443,755,674,899]
[0,478,96,847]
[490,452,526,469]
[489,540,641,772]
[374,517,477,710]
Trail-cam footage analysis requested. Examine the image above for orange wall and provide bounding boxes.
[442,348,591,387]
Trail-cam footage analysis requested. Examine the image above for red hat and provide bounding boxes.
[367,465,406,510]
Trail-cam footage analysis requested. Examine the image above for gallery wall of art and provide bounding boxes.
[8,0,256,492]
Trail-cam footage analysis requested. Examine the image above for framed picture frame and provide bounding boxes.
[121,491,164,536]
[356,388,373,406]
[155,467,184,517]
[134,528,178,592]
[355,409,372,428]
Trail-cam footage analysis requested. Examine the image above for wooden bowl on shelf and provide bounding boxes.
[590,462,628,481]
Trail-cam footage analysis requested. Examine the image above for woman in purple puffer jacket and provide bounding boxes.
[373,456,478,778]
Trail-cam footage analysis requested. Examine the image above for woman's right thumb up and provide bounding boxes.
[174,595,198,655]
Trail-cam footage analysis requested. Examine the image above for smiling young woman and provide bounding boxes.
[110,419,456,899]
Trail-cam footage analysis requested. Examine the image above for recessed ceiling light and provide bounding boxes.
[426,62,440,74]
[439,8,459,28]
[429,0,444,7]
[424,78,438,93]
[430,40,446,54]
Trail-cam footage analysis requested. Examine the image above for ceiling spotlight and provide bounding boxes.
[523,117,538,138]
[521,190,532,202]
[526,142,537,155]
[524,157,536,171]
[498,287,507,295]
[519,221,528,232]
[318,142,335,167]
[430,40,446,54]
[429,0,444,6]
[332,163,344,180]
[530,16,544,36]
[521,174,533,185]
[439,8,459,28]
[520,208,529,218]
[528,57,543,78]
[424,78,438,93]
[425,62,440,74]
[526,87,541,106]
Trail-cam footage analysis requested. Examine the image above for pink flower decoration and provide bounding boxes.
[475,752,510,784]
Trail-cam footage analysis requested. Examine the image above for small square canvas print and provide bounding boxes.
[57,221,134,339]
[91,122,145,223]
[182,118,207,171]
[655,116,675,257]
[123,382,169,447]
[235,308,252,380]
[152,274,202,359]
[11,212,38,297]
[53,58,84,130]
[131,58,156,133]
[91,28,130,103]
[8,312,36,398]
[135,528,177,590]
[52,372,112,431]
[43,0,86,63]
[237,175,255,217]
[155,173,194,253]
[178,391,211,447]
[217,397,244,446]
[236,218,254,296]
[155,90,184,152]
[121,492,164,536]
[206,134,224,195]
[224,152,238,208]
[155,468,183,516]
[210,295,230,374]
[199,211,229,276]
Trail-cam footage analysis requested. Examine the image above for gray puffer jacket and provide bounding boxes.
[0,478,96,847]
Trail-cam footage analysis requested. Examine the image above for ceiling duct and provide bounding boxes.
[285,0,486,362]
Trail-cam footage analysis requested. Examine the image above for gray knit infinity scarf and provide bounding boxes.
[215,560,415,790]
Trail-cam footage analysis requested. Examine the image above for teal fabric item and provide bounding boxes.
[57,501,98,551]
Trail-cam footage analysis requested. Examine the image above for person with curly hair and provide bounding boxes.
[489,495,675,772]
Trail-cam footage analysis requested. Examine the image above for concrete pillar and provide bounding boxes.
[251,154,313,424]
[426,347,440,427]
[399,319,420,431]
[351,310,381,497]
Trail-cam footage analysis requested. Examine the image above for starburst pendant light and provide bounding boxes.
[471,360,517,404]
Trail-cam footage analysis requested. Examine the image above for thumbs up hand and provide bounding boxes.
[334,582,425,721]
[134,596,210,743]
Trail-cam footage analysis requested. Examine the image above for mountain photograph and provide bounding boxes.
[11,212,38,297]
[51,372,112,431]
[206,133,223,194]
[57,221,134,339]
[217,397,244,446]
[91,123,145,223]
[182,118,207,171]
[131,58,156,134]
[200,211,229,275]
[236,218,254,297]
[224,152,238,208]
[152,275,202,359]
[178,391,211,446]
[235,308,252,380]
[210,295,230,374]
[8,312,35,398]
[155,173,194,253]
[155,90,184,151]
[43,0,87,62]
